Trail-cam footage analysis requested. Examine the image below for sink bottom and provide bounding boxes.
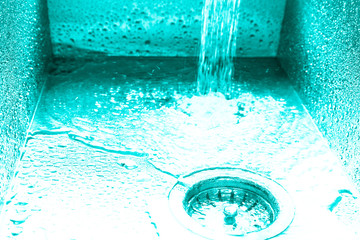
[0,57,357,239]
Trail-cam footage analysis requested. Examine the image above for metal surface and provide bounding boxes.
[0,0,52,211]
[47,0,286,57]
[0,58,357,239]
[168,168,295,239]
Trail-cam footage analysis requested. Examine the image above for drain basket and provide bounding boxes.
[168,168,294,239]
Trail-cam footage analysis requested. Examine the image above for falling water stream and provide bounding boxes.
[197,0,241,98]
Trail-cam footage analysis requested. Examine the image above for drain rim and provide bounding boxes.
[168,168,295,239]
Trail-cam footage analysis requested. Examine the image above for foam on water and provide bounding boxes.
[25,57,319,179]
[31,59,299,176]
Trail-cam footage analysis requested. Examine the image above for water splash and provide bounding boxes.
[197,0,241,98]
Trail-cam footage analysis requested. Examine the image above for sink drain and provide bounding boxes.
[168,168,294,239]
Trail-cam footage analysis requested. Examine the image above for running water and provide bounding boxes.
[197,0,241,98]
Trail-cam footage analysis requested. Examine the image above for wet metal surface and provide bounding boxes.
[0,58,358,239]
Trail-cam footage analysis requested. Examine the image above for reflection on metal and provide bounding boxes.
[169,168,295,239]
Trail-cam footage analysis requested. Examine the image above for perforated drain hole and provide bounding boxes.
[169,168,294,239]
[186,186,274,235]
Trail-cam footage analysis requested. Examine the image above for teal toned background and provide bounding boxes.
[0,0,287,209]
[0,0,52,207]
[279,0,360,190]
[1,0,360,212]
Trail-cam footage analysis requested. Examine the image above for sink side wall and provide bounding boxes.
[0,0,52,209]
[47,0,286,58]
[278,0,360,189]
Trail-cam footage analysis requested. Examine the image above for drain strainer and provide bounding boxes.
[168,168,294,239]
